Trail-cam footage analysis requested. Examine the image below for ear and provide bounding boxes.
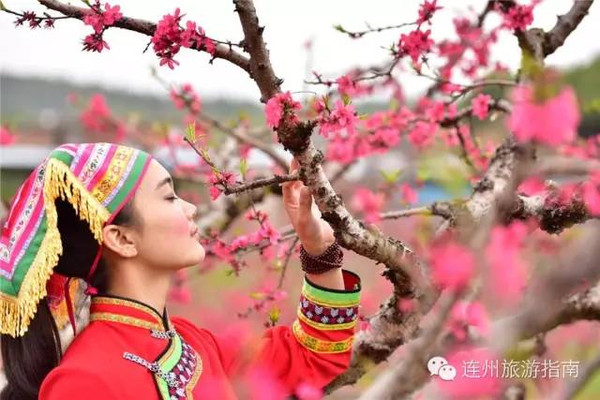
[101,224,138,258]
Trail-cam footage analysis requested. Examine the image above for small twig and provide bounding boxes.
[277,236,300,289]
[379,207,432,219]
[334,21,417,39]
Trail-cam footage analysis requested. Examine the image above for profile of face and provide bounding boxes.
[102,159,205,271]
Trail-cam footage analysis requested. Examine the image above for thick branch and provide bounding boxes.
[543,0,595,57]
[233,0,282,101]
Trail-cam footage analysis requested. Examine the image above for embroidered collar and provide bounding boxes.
[90,294,173,333]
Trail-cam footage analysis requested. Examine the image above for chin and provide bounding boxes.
[187,243,205,264]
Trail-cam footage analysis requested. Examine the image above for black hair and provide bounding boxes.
[0,198,137,400]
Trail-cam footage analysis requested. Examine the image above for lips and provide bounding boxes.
[190,226,199,237]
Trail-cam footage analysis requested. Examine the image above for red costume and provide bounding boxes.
[39,270,361,399]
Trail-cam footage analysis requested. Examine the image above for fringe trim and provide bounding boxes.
[1,158,110,337]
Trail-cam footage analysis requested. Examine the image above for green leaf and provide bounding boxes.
[0,1,6,11]
[418,156,469,197]
[268,306,281,325]
[239,158,248,178]
[379,169,403,184]
[333,24,344,33]
[342,94,351,106]
[185,121,196,143]
[249,292,266,300]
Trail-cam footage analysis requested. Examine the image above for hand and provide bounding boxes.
[281,158,335,256]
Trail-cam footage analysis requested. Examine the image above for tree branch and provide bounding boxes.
[543,0,595,57]
[232,0,282,102]
[36,0,251,73]
[222,173,299,195]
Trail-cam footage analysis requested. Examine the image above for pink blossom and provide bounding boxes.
[397,298,415,313]
[448,301,490,341]
[368,127,400,150]
[168,286,191,304]
[424,100,445,122]
[265,92,302,128]
[295,381,322,400]
[170,83,202,114]
[240,365,287,400]
[417,0,442,25]
[358,317,372,332]
[180,21,215,55]
[442,129,460,147]
[0,126,16,146]
[582,171,600,215]
[408,121,437,148]
[485,222,528,307]
[336,74,371,98]
[319,100,359,139]
[209,240,233,262]
[518,176,546,196]
[14,11,38,28]
[398,29,434,64]
[83,3,122,33]
[83,12,104,33]
[400,183,418,205]
[209,186,222,200]
[430,242,475,290]
[438,40,463,58]
[102,4,122,25]
[80,94,111,131]
[508,85,580,146]
[437,347,501,399]
[502,4,534,31]
[326,136,357,164]
[258,222,281,246]
[151,8,213,69]
[352,187,385,224]
[364,111,386,130]
[82,33,110,52]
[471,94,492,120]
[207,170,236,200]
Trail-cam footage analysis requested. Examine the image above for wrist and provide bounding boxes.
[301,238,335,257]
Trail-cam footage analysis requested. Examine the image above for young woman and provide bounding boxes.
[0,143,361,399]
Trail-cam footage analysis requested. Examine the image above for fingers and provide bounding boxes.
[282,157,301,194]
[289,157,299,173]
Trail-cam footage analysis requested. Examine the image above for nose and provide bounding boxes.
[183,199,199,221]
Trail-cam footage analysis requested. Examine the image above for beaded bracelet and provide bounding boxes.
[299,240,343,274]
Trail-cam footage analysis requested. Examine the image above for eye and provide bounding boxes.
[165,194,179,201]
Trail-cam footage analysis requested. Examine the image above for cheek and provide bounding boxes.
[170,214,190,237]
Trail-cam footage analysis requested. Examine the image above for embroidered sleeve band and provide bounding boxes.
[292,320,354,353]
[293,269,361,352]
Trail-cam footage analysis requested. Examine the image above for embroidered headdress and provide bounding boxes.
[0,143,153,337]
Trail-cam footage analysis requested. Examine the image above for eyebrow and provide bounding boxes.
[155,176,174,191]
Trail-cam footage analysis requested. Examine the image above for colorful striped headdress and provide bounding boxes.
[1,143,153,337]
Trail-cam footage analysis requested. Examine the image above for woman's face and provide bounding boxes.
[127,159,205,271]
